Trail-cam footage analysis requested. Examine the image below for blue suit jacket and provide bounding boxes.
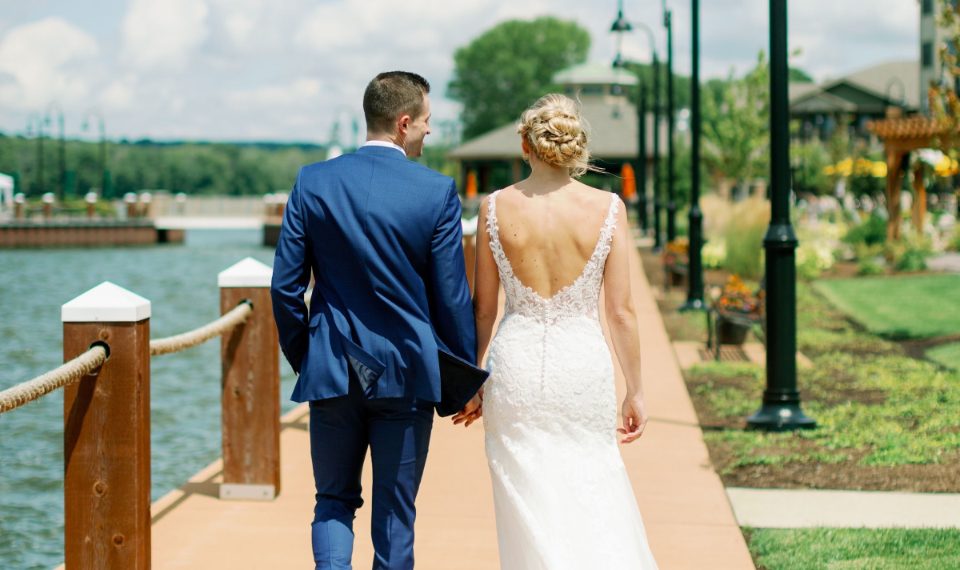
[271,145,477,403]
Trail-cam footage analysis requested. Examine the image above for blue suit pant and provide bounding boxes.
[309,377,433,569]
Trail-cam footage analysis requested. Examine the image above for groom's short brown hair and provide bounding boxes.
[363,71,430,134]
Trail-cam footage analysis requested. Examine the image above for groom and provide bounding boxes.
[271,71,478,569]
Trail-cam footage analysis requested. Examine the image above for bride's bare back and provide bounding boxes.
[491,181,615,299]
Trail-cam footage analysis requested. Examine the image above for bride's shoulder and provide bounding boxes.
[570,182,621,210]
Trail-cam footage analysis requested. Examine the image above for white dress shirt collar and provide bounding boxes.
[362,140,407,156]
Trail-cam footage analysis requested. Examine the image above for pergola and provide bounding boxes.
[867,113,953,240]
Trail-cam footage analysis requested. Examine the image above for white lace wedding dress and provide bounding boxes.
[482,190,658,570]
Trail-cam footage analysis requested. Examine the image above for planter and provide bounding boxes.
[715,310,759,346]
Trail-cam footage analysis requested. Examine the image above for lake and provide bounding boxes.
[0,230,298,570]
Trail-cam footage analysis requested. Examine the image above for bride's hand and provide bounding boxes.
[618,393,648,444]
[452,392,483,427]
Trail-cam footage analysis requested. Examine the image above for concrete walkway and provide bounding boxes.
[727,488,960,529]
[142,245,754,569]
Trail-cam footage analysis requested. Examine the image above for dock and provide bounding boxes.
[136,245,754,569]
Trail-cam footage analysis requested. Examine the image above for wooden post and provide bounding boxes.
[885,150,903,242]
[62,282,152,570]
[218,257,280,500]
[912,162,927,235]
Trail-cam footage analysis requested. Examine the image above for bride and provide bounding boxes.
[453,93,658,569]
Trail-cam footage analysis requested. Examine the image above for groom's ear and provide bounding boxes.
[397,114,412,134]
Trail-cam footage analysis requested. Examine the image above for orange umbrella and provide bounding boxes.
[620,163,636,200]
[465,170,478,199]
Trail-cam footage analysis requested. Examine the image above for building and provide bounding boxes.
[789,60,920,141]
[447,62,667,194]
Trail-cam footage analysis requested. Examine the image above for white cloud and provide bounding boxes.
[0,0,924,141]
[121,0,209,69]
[226,77,323,109]
[0,17,98,111]
[100,75,137,110]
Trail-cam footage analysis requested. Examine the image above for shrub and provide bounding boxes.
[843,212,887,247]
[886,233,933,272]
[702,238,726,269]
[796,241,835,280]
[949,226,960,252]
[723,197,768,279]
[857,257,885,276]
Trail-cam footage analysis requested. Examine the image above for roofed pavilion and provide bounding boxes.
[447,62,667,194]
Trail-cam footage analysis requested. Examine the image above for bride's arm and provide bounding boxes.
[603,203,649,444]
[473,195,501,367]
[453,195,500,427]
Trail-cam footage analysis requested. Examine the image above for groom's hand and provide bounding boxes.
[451,393,483,427]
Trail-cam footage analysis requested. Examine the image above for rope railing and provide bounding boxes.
[150,301,253,356]
[0,301,254,415]
[0,345,108,415]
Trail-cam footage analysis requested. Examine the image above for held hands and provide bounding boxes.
[451,389,483,428]
[618,393,649,444]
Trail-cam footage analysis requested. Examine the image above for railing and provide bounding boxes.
[0,257,279,570]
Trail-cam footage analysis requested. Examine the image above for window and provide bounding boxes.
[923,41,934,68]
[923,0,934,15]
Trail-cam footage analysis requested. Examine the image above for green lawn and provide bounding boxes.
[747,528,960,570]
[685,283,960,490]
[813,274,960,339]
[928,342,960,371]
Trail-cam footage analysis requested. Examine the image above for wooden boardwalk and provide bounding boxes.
[146,245,755,569]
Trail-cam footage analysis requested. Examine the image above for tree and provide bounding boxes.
[447,17,590,140]
[701,52,770,192]
[788,67,814,83]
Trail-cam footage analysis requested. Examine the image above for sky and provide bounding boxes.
[0,0,919,144]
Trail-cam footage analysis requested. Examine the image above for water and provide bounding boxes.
[0,230,298,570]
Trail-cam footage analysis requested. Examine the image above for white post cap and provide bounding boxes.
[42,192,55,203]
[218,257,273,288]
[461,216,478,236]
[124,192,137,203]
[62,282,151,322]
[14,193,25,203]
[84,191,98,203]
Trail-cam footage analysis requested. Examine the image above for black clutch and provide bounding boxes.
[436,349,489,417]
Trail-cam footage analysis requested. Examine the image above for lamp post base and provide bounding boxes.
[746,402,816,432]
[678,298,705,312]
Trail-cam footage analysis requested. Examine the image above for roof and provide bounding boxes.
[447,97,667,161]
[790,60,920,113]
[553,62,638,87]
[867,116,950,140]
[790,89,859,114]
[842,60,919,109]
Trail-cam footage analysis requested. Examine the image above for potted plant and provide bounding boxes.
[662,237,689,288]
[712,275,761,345]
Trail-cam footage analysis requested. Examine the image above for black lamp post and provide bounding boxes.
[27,115,45,197]
[611,3,659,239]
[83,111,110,199]
[746,0,816,431]
[663,1,677,243]
[680,0,705,311]
[46,102,66,201]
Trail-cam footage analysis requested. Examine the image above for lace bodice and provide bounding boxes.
[486,190,619,323]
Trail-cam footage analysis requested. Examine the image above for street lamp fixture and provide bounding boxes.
[610,0,661,243]
[82,110,111,199]
[663,0,677,244]
[45,101,67,201]
[680,0,706,312]
[746,0,816,431]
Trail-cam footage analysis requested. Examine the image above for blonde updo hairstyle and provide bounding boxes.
[517,93,597,178]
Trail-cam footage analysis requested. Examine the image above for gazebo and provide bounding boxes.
[447,62,667,194]
[867,110,953,240]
